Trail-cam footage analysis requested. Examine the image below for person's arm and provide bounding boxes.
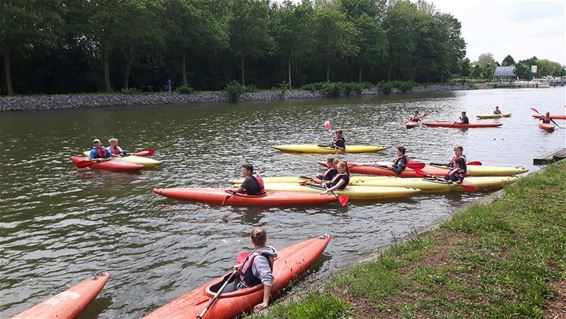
[89,149,97,160]
[254,285,271,312]
[322,178,346,193]
[391,158,406,174]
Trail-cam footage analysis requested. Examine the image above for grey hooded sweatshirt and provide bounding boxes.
[250,246,278,287]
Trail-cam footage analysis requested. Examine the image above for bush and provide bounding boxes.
[175,85,194,94]
[278,81,289,97]
[399,81,416,93]
[378,82,393,94]
[224,81,245,102]
[321,82,342,97]
[120,88,142,94]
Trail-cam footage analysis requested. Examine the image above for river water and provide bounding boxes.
[1,88,564,318]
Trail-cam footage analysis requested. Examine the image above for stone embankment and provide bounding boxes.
[0,85,468,112]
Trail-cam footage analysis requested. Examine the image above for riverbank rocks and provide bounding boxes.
[0,85,469,112]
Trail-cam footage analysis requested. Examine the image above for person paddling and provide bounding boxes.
[387,146,409,175]
[312,158,338,184]
[223,227,277,313]
[107,138,126,157]
[89,139,112,160]
[493,106,502,115]
[232,164,265,195]
[409,110,425,122]
[330,130,346,153]
[457,111,469,124]
[448,145,467,168]
[321,161,350,194]
[444,158,467,184]
[539,112,552,124]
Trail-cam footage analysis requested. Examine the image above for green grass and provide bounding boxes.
[249,292,351,319]
[259,161,565,318]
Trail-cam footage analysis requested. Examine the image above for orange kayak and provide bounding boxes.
[538,123,555,133]
[142,235,330,319]
[317,161,450,177]
[70,156,144,172]
[405,120,420,128]
[423,121,502,128]
[533,114,566,120]
[12,272,110,319]
[153,188,338,206]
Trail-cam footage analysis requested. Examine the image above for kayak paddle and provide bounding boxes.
[305,184,348,206]
[531,107,564,128]
[424,177,477,192]
[466,161,482,165]
[222,190,235,207]
[132,149,155,156]
[355,162,425,170]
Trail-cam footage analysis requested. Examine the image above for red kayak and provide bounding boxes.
[423,121,502,128]
[539,123,555,133]
[70,156,144,172]
[405,120,420,128]
[317,161,450,177]
[12,272,110,319]
[143,235,330,319]
[153,188,338,206]
[533,114,566,120]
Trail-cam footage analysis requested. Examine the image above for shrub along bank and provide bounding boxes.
[253,160,566,319]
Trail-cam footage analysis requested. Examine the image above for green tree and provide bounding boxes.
[502,54,515,66]
[311,6,358,81]
[229,0,273,85]
[475,53,497,79]
[0,0,63,95]
[536,59,563,77]
[351,13,387,82]
[514,62,532,80]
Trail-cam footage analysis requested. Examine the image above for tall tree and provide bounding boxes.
[351,13,387,82]
[502,54,515,66]
[311,6,358,81]
[229,0,273,85]
[476,53,497,79]
[0,0,63,95]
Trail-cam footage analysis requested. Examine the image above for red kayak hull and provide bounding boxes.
[423,121,502,128]
[153,188,337,206]
[538,123,555,132]
[12,272,110,319]
[533,114,566,120]
[142,235,331,319]
[317,161,450,177]
[70,156,144,172]
[405,120,420,128]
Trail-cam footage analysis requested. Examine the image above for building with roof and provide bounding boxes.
[493,66,518,82]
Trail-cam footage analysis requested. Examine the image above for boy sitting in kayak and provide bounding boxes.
[444,158,466,184]
[107,138,126,157]
[387,146,409,175]
[539,112,552,124]
[449,145,466,168]
[330,130,346,152]
[409,110,426,122]
[232,164,265,196]
[224,227,278,313]
[312,158,338,184]
[494,106,502,114]
[89,139,112,160]
[321,161,350,193]
[457,111,469,124]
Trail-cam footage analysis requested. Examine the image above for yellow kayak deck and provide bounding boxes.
[272,144,387,154]
[352,176,518,192]
[258,183,420,200]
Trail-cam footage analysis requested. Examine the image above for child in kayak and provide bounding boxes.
[312,158,338,184]
[539,112,552,124]
[457,111,469,124]
[232,164,265,196]
[224,227,278,313]
[330,130,346,152]
[107,138,126,157]
[89,139,112,160]
[409,111,426,122]
[448,145,466,168]
[444,158,466,184]
[321,161,350,193]
[493,106,502,114]
[388,146,409,175]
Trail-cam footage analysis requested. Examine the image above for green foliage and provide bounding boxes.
[224,80,245,102]
[120,88,142,94]
[175,85,194,94]
[501,54,515,66]
[249,292,351,319]
[378,81,393,94]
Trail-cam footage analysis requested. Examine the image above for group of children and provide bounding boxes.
[89,138,127,160]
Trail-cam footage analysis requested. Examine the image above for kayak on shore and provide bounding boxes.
[476,113,511,119]
[82,151,160,168]
[142,235,330,319]
[70,156,144,172]
[12,272,110,319]
[255,183,421,200]
[153,188,338,206]
[539,123,555,133]
[272,144,386,154]
[423,121,502,128]
[352,176,518,192]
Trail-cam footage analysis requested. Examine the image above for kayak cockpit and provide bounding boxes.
[205,273,263,298]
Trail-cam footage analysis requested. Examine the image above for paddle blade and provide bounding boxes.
[236,251,250,264]
[530,107,542,115]
[324,120,331,130]
[414,169,427,177]
[407,162,425,170]
[458,184,477,192]
[221,193,233,207]
[133,149,155,156]
[467,161,482,166]
[337,195,349,206]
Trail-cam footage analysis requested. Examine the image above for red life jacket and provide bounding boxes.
[95,147,108,158]
[238,251,273,287]
[449,155,466,167]
[252,173,265,194]
[109,145,122,155]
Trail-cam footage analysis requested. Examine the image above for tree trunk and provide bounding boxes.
[358,66,363,83]
[387,63,393,81]
[240,55,245,85]
[3,44,13,96]
[123,46,134,90]
[181,50,188,86]
[326,63,331,82]
[104,47,112,92]
[287,57,292,89]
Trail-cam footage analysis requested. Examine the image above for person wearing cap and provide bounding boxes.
[330,130,346,152]
[89,139,112,160]
[231,164,265,195]
[107,138,125,157]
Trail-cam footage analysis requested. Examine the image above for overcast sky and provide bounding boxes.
[280,0,565,65]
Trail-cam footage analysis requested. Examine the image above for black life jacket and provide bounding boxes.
[330,173,349,190]
[238,252,273,287]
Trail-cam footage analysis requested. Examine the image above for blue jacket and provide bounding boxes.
[89,147,112,159]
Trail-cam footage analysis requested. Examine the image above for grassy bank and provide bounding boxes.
[253,161,566,318]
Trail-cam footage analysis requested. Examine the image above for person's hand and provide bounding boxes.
[253,302,268,313]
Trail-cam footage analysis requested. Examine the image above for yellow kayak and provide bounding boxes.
[83,151,160,168]
[476,113,511,119]
[258,183,420,200]
[272,144,387,154]
[428,164,527,176]
[352,176,518,192]
[228,175,391,185]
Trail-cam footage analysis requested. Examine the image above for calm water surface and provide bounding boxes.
[1,88,564,318]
